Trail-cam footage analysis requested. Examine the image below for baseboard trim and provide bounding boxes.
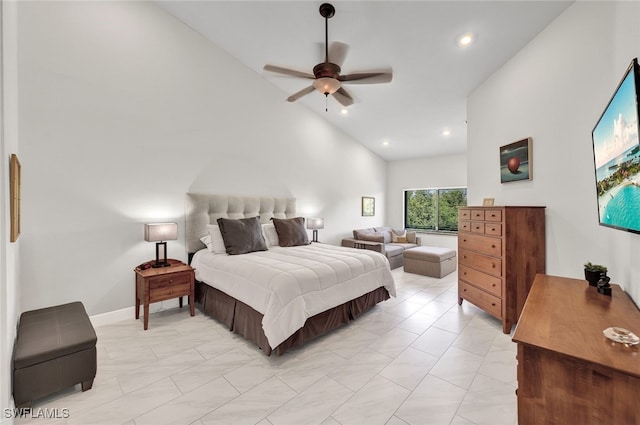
[89,299,180,328]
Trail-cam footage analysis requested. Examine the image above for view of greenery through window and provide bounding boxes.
[404,188,468,232]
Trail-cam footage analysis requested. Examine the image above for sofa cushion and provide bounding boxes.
[384,244,404,258]
[375,227,393,243]
[387,242,419,250]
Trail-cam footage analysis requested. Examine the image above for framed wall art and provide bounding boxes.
[500,137,532,183]
[10,154,21,242]
[361,196,375,216]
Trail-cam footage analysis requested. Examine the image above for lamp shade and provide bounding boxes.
[306,218,325,230]
[144,223,178,242]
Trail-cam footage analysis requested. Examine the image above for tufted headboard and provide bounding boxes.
[185,193,297,254]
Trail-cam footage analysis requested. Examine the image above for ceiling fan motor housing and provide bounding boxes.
[313,62,341,79]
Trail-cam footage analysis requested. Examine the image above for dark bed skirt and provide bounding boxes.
[194,281,390,356]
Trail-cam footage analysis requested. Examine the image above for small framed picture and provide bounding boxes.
[500,137,532,183]
[483,198,495,206]
[361,196,375,216]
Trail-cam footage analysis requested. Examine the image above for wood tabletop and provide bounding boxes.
[134,259,193,277]
[513,273,640,378]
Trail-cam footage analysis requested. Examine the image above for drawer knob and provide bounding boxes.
[491,245,496,248]
[491,228,496,231]
[463,272,467,275]
[492,284,496,287]
[463,289,467,292]
[475,227,480,230]
[463,239,467,242]
[491,303,496,306]
[169,279,173,283]
[492,264,496,268]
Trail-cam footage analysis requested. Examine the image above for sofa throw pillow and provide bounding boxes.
[271,217,310,247]
[392,229,409,243]
[216,216,268,255]
[359,233,385,243]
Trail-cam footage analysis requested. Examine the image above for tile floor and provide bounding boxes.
[15,268,519,425]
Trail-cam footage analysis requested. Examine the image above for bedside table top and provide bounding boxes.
[134,259,194,277]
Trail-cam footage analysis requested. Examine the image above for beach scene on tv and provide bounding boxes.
[593,66,640,232]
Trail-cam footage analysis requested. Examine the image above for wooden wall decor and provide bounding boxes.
[10,154,21,242]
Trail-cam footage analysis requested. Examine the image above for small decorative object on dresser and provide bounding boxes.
[584,261,608,287]
[134,259,195,330]
[458,206,546,333]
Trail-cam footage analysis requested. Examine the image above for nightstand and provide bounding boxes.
[134,259,195,330]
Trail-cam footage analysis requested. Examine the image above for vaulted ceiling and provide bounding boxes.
[158,1,572,161]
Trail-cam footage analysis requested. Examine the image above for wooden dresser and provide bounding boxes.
[457,206,545,333]
[513,274,640,425]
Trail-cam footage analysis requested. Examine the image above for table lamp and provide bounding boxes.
[144,222,178,267]
[306,218,324,243]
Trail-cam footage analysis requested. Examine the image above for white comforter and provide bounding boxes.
[191,243,395,349]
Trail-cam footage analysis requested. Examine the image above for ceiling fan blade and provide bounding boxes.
[339,70,393,84]
[328,41,349,67]
[287,85,316,102]
[332,87,354,107]
[264,64,314,79]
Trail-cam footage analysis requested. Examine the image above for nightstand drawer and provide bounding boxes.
[148,272,190,289]
[150,282,191,302]
[459,281,501,319]
[459,265,502,297]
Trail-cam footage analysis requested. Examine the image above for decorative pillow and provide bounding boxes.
[392,230,408,243]
[271,217,310,247]
[359,233,385,243]
[406,231,417,244]
[262,223,280,247]
[205,224,227,254]
[216,216,268,255]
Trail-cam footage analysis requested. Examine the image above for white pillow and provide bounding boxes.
[205,224,227,254]
[262,223,280,247]
[200,234,213,251]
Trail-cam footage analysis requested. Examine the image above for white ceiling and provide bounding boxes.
[157,1,572,161]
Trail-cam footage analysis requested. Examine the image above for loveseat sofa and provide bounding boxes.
[341,227,421,269]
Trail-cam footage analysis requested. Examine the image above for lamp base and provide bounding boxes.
[152,261,171,268]
[312,229,318,243]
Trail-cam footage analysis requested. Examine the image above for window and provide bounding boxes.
[404,187,467,232]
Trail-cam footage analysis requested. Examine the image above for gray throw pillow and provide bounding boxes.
[271,217,310,247]
[216,216,268,255]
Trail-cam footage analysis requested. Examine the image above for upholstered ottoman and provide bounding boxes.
[403,246,457,278]
[13,302,97,408]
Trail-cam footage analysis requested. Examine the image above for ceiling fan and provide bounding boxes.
[263,3,393,109]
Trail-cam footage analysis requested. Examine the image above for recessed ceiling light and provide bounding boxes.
[382,140,390,147]
[442,129,451,137]
[340,108,349,115]
[458,32,474,47]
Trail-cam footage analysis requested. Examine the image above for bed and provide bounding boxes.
[185,193,396,355]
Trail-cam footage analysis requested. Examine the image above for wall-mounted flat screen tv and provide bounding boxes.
[592,58,640,234]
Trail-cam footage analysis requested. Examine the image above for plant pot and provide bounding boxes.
[585,269,605,287]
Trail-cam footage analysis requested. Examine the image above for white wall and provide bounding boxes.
[467,1,640,304]
[386,153,467,250]
[1,0,19,420]
[16,1,386,317]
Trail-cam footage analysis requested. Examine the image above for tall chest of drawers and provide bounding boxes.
[457,206,545,333]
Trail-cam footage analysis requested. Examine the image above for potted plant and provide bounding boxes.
[584,262,608,287]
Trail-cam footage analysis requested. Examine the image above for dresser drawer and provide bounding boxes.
[484,209,502,222]
[471,210,485,221]
[459,220,471,233]
[148,272,191,289]
[458,233,502,257]
[459,248,502,277]
[459,281,501,319]
[470,222,485,234]
[459,264,502,297]
[459,208,471,220]
[150,283,191,302]
[484,223,502,236]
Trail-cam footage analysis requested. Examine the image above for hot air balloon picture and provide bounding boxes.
[500,138,532,183]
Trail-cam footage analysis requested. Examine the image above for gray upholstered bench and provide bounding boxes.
[403,246,457,278]
[13,302,97,408]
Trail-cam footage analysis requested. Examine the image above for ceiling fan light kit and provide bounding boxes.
[263,2,393,110]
